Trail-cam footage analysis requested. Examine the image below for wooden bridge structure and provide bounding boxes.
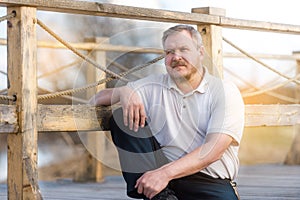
[0,0,300,199]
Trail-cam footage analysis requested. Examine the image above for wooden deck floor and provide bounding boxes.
[1,164,300,199]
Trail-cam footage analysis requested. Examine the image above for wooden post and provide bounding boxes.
[7,7,42,199]
[294,51,300,104]
[192,7,225,78]
[285,51,300,165]
[75,37,108,182]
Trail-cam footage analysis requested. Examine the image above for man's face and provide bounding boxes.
[163,30,203,81]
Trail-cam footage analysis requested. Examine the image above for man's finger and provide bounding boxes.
[137,183,143,195]
[123,106,128,127]
[128,106,134,130]
[139,105,146,128]
[133,108,140,132]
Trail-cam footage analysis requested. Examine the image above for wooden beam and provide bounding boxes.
[220,16,300,34]
[1,104,300,133]
[245,104,300,127]
[37,105,112,132]
[193,7,225,78]
[1,0,300,34]
[36,41,163,53]
[2,38,300,61]
[223,52,300,61]
[0,38,163,53]
[0,0,218,24]
[2,38,300,60]
[6,6,42,200]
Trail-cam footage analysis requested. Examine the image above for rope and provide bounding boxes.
[125,55,164,75]
[242,67,294,93]
[36,19,128,82]
[0,11,16,23]
[223,37,300,85]
[242,73,300,98]
[0,94,16,101]
[0,70,6,76]
[38,87,88,104]
[225,67,299,103]
[106,57,142,79]
[38,55,165,100]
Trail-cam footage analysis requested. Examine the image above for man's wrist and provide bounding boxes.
[160,164,176,181]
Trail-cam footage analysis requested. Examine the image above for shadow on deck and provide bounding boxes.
[1,164,300,200]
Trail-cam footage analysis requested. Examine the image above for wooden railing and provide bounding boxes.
[0,0,300,199]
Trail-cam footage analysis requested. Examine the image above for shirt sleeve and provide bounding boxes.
[207,80,245,145]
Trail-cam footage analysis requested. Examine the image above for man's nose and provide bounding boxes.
[172,50,183,59]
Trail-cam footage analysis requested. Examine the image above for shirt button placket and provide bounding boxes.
[183,96,186,109]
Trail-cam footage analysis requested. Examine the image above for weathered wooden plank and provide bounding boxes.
[220,16,300,34]
[35,104,300,130]
[1,0,300,34]
[6,6,42,200]
[1,104,300,133]
[0,0,218,24]
[0,38,164,53]
[2,38,300,60]
[37,104,112,132]
[245,104,300,127]
[223,52,300,60]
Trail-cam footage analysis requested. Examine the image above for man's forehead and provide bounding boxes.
[164,31,194,47]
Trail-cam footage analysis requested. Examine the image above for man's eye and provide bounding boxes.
[165,50,173,55]
[180,47,189,52]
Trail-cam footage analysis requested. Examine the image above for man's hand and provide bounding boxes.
[118,86,146,132]
[135,168,170,199]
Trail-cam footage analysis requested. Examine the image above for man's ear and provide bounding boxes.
[199,45,205,56]
[199,46,205,59]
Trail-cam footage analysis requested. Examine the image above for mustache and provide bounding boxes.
[171,60,187,68]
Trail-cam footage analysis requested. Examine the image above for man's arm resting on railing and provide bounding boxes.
[89,86,146,132]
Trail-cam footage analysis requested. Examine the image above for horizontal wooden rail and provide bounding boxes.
[0,38,163,53]
[223,52,300,61]
[245,104,300,127]
[1,0,300,34]
[36,104,112,132]
[0,104,299,133]
[1,38,299,60]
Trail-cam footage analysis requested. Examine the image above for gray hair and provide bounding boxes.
[162,25,203,49]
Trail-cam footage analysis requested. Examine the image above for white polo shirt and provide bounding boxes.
[127,69,244,180]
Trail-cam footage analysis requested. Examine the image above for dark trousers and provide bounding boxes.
[110,108,239,200]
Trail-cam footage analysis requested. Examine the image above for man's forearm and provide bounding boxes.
[90,88,121,106]
[162,133,233,180]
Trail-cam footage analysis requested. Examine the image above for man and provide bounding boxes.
[90,25,244,200]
